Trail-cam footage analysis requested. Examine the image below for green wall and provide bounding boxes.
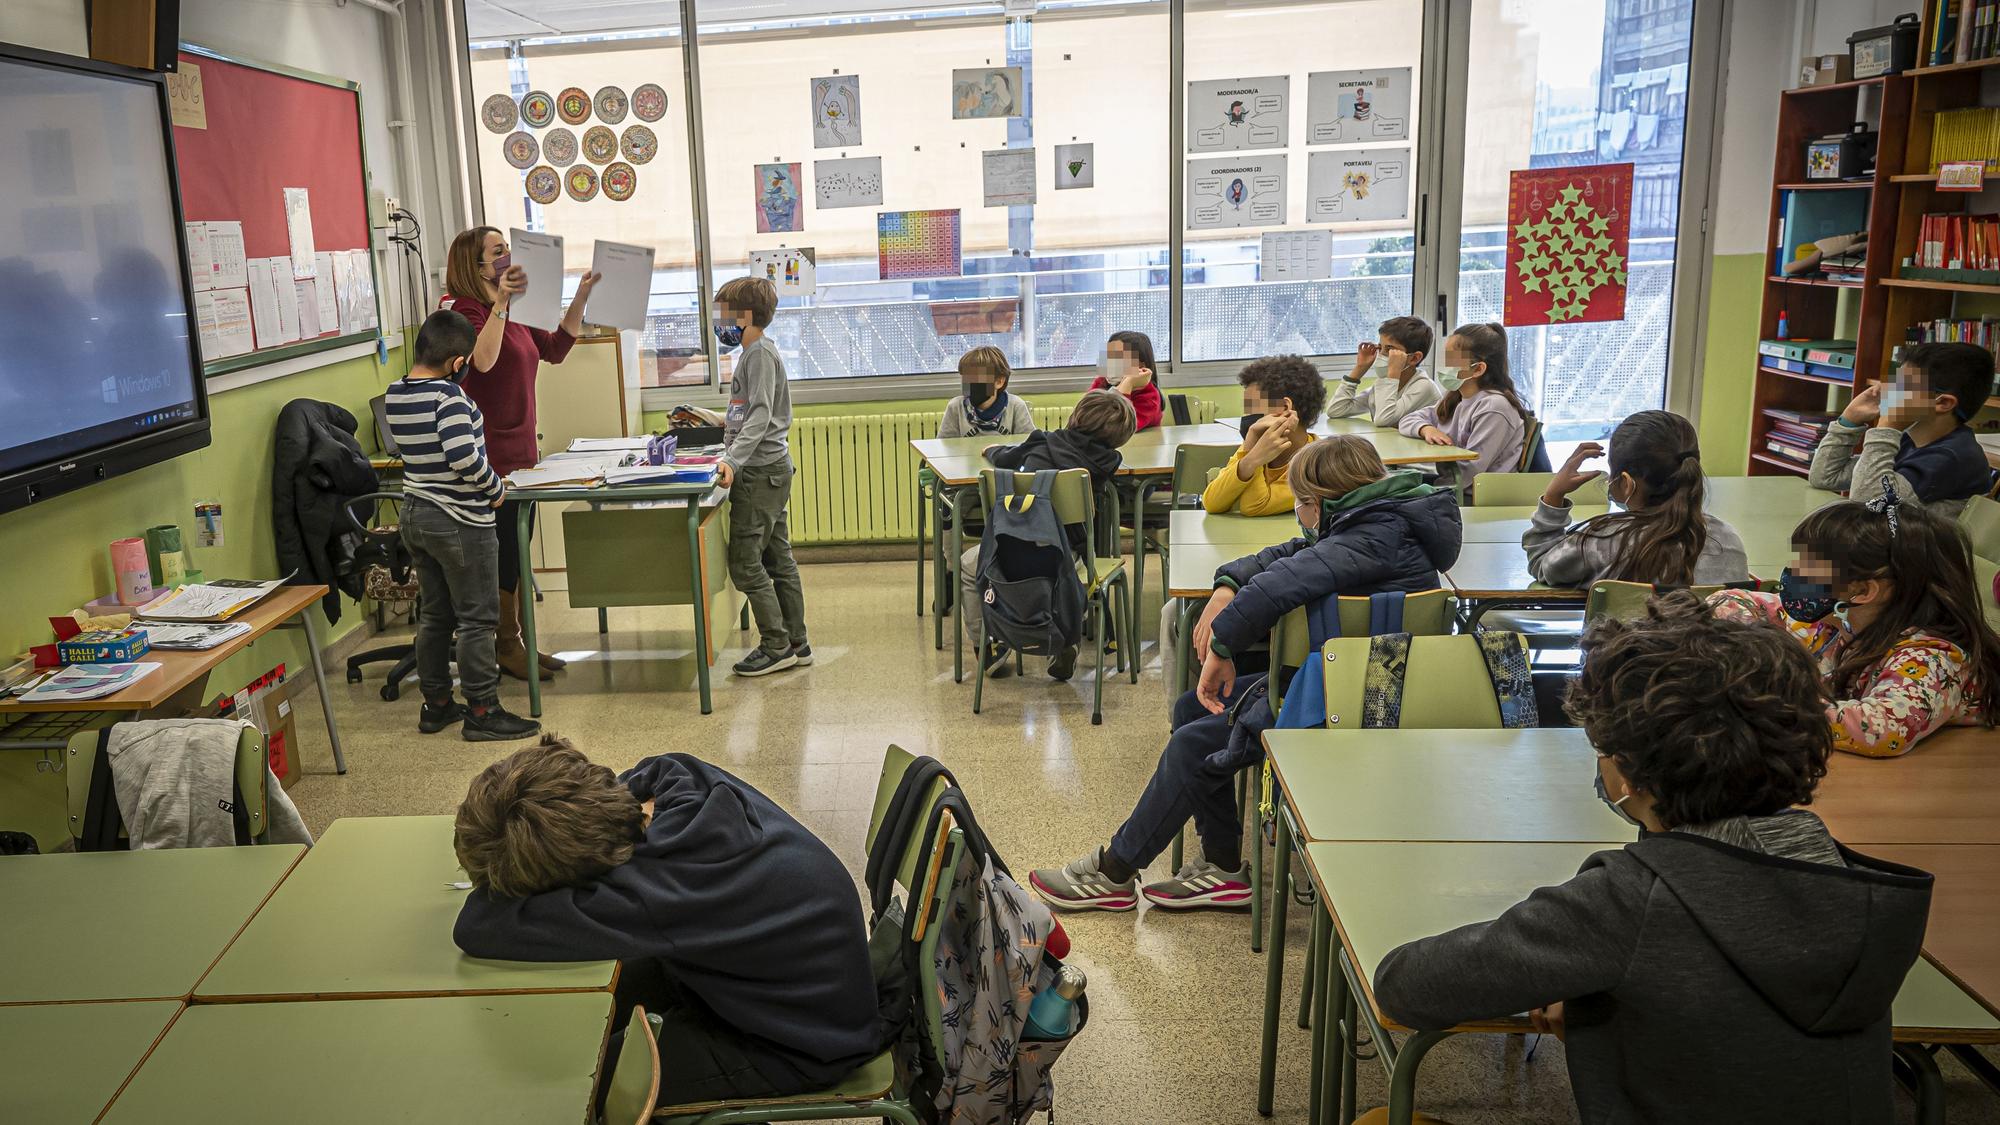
[0,343,401,845]
[1695,252,1765,472]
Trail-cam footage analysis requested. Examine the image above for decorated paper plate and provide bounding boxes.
[603,162,637,202]
[632,82,668,122]
[565,164,600,202]
[525,165,561,205]
[502,130,540,170]
[542,127,578,167]
[594,85,629,125]
[582,125,618,164]
[557,86,591,125]
[619,124,657,165]
[480,93,517,133]
[520,90,556,128]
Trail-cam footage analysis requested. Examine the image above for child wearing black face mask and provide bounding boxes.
[938,346,1033,438]
[386,310,540,742]
[1708,487,2000,757]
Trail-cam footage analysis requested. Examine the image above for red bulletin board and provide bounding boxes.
[1502,162,1633,328]
[171,45,375,372]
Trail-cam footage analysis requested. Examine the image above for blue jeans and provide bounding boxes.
[400,498,501,706]
[1108,687,1267,871]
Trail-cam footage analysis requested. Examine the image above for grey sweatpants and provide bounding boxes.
[401,497,501,706]
[728,459,808,656]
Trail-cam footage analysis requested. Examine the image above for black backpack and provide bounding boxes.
[974,469,1087,655]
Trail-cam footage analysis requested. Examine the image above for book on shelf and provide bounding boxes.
[1906,316,2000,349]
[1929,0,2000,65]
[1930,107,2000,172]
[1767,422,1830,446]
[1763,407,1838,427]
[1914,212,2000,269]
[1763,440,1814,465]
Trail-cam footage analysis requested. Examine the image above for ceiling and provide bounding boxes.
[464,0,1003,39]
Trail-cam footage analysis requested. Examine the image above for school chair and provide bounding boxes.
[1585,579,1766,624]
[1256,631,1529,1125]
[1140,443,1240,657]
[1166,393,1195,426]
[1465,472,1610,508]
[972,468,1133,725]
[601,1006,661,1125]
[65,723,272,850]
[1959,493,2000,561]
[1516,414,1550,472]
[341,491,422,701]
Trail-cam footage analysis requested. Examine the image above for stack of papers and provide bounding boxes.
[603,464,719,486]
[507,465,605,489]
[18,662,161,703]
[141,621,255,651]
[567,437,652,454]
[136,577,287,622]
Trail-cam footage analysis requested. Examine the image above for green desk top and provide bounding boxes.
[1264,729,1634,843]
[0,846,304,1004]
[103,993,615,1124]
[196,817,616,1001]
[1301,840,2000,1042]
[1166,509,1300,545]
[1167,540,1262,597]
[0,1001,180,1123]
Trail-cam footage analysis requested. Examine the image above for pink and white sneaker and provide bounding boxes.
[1029,848,1139,912]
[1141,861,1252,909]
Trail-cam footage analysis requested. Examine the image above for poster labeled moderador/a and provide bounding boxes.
[1503,162,1633,327]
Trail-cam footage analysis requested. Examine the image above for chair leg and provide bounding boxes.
[1170,829,1184,872]
[916,482,927,618]
[972,621,986,715]
[1091,594,1106,726]
[1123,577,1138,685]
[1251,769,1265,954]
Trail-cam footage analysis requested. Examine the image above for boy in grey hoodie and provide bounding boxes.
[1375,593,1933,1124]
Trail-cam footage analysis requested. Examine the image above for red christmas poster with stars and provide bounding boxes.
[1504,163,1633,327]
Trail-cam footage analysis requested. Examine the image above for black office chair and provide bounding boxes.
[342,491,423,701]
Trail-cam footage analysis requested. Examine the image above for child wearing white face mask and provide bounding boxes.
[1708,491,2000,757]
[1396,321,1529,492]
[1090,330,1163,431]
[1328,315,1443,427]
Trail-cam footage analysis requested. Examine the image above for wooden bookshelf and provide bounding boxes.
[1880,277,2000,295]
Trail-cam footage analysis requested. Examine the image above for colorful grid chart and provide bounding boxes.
[877,208,962,281]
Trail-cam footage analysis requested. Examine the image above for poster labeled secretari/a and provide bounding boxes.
[1306,148,1410,223]
[1306,68,1412,145]
[814,156,883,209]
[1260,230,1332,282]
[1186,155,1286,230]
[811,75,861,148]
[750,246,816,297]
[1186,76,1288,152]
[982,147,1036,207]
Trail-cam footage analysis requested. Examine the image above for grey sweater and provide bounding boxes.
[1397,391,1526,485]
[1374,813,1933,1124]
[722,336,793,471]
[1522,500,1750,588]
[937,394,1035,438]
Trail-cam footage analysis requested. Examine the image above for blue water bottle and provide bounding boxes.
[1023,964,1087,1040]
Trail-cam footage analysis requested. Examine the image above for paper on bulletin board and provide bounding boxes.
[272,261,303,342]
[206,288,256,358]
[342,249,379,332]
[1261,230,1332,282]
[813,156,883,209]
[282,188,317,279]
[587,240,656,332]
[810,75,862,149]
[1186,76,1288,152]
[982,147,1037,207]
[1305,147,1410,223]
[1503,162,1632,326]
[750,246,816,296]
[1055,143,1093,190]
[166,62,207,129]
[185,223,215,292]
[295,279,324,338]
[206,221,247,290]
[1186,155,1287,229]
[1305,68,1411,145]
[313,253,340,330]
[246,259,283,348]
[507,228,564,331]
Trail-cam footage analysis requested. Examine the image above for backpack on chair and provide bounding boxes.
[974,469,1087,657]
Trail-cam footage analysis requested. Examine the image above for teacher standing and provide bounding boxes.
[440,226,599,682]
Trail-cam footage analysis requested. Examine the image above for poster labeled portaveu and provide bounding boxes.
[1306,148,1410,223]
[1186,76,1288,152]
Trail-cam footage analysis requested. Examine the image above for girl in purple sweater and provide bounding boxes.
[1398,321,1530,493]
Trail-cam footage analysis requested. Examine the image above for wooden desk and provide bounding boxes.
[0,846,303,1005]
[1815,728,2000,846]
[103,993,615,1124]
[910,422,1244,487]
[196,816,617,1002]
[0,1001,181,1123]
[1217,415,1479,468]
[1867,843,2000,1019]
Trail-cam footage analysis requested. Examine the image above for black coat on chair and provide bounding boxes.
[272,399,377,623]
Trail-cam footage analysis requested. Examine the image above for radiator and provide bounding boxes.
[787,402,1215,545]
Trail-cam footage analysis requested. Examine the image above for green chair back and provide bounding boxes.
[1321,633,1522,729]
[867,745,957,900]
[1585,580,1763,624]
[1266,591,1455,713]
[1467,472,1609,508]
[1516,414,1545,472]
[1175,444,1238,499]
[978,467,1098,571]
[601,1005,661,1125]
[1974,553,2000,633]
[910,811,969,1078]
[1960,494,2000,562]
[64,724,270,845]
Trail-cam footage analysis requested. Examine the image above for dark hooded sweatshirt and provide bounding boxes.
[1374,813,1934,1124]
[987,427,1125,550]
[453,754,882,1090]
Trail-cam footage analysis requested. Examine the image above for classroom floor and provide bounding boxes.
[289,559,2000,1125]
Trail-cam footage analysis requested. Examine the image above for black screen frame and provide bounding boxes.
[0,39,212,516]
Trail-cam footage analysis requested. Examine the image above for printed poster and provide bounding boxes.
[1261,230,1332,282]
[878,209,961,280]
[982,147,1036,207]
[750,246,816,297]
[951,67,1023,119]
[1186,155,1287,230]
[811,75,862,148]
[813,156,883,209]
[1504,162,1633,326]
[184,222,214,292]
[1055,142,1094,190]
[1305,68,1412,145]
[1186,76,1288,152]
[754,162,803,233]
[1305,148,1410,223]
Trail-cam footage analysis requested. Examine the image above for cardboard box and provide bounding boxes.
[214,664,305,789]
[57,628,151,664]
[1799,53,1853,86]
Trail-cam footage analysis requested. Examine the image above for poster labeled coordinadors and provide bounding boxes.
[811,75,862,148]
[1186,155,1287,230]
[1306,148,1410,223]
[1306,68,1412,145]
[814,156,884,209]
[750,246,817,297]
[1186,76,1288,152]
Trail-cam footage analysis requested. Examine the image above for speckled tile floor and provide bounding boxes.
[285,560,2000,1124]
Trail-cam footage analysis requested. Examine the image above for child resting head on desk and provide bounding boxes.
[1708,484,2000,757]
[1373,592,1934,1125]
[450,736,883,1112]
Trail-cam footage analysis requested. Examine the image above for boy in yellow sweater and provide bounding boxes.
[1203,354,1326,516]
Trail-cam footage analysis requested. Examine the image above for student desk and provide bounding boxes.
[1866,843,2000,1022]
[1218,415,1483,468]
[195,816,617,1002]
[0,846,303,1005]
[507,479,728,717]
[102,993,615,1124]
[1294,840,1999,1125]
[0,1001,181,1123]
[0,584,346,774]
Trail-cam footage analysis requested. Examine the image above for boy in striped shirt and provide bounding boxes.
[387,310,540,742]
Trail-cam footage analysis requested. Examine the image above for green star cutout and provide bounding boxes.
[1557,184,1584,207]
[1584,212,1610,238]
[1600,249,1626,274]
[1521,272,1547,294]
[1513,221,1537,242]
